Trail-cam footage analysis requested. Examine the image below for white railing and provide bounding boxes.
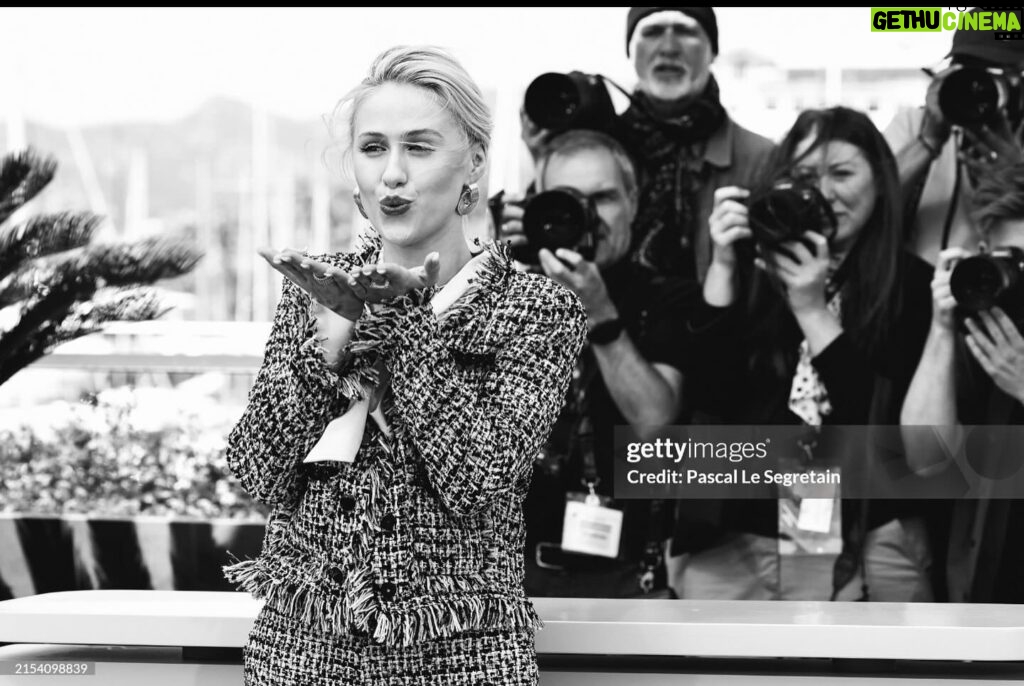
[29,321,271,372]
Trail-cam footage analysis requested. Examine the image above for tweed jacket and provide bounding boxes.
[224,232,586,648]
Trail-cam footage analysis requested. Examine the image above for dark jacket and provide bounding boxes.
[674,251,934,553]
[223,234,586,647]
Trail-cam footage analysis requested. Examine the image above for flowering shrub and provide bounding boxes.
[0,384,267,520]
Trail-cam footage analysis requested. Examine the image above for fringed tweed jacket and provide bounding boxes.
[224,233,586,648]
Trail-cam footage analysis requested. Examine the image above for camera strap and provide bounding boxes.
[941,131,964,251]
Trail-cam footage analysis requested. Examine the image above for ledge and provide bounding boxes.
[2,590,1024,661]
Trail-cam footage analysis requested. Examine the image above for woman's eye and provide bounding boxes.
[405,144,434,154]
[359,143,386,155]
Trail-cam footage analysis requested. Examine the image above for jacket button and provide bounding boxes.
[327,567,345,584]
[378,581,397,601]
[339,496,356,512]
[380,513,397,532]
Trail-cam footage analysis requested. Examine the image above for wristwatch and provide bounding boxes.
[587,318,624,345]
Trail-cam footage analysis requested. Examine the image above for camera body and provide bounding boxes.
[746,179,837,253]
[524,71,617,135]
[950,246,1024,314]
[491,188,601,267]
[938,67,1013,128]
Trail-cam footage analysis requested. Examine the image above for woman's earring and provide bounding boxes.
[353,190,368,219]
[456,183,480,216]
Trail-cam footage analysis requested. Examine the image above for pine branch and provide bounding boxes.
[0,277,78,384]
[0,236,203,308]
[63,287,168,330]
[0,149,57,227]
[0,211,102,280]
[80,236,203,287]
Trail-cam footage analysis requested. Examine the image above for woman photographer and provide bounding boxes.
[672,107,936,601]
[223,45,586,684]
[901,162,1024,603]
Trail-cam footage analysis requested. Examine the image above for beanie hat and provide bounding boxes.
[946,8,1024,66]
[626,7,719,57]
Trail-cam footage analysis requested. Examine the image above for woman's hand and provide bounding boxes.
[708,186,752,269]
[965,307,1024,404]
[765,231,831,316]
[348,251,442,304]
[703,186,752,307]
[258,247,364,321]
[931,247,971,333]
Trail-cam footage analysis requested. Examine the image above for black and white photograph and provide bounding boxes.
[2,6,1024,684]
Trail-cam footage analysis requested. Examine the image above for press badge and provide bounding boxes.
[778,469,842,555]
[560,491,623,559]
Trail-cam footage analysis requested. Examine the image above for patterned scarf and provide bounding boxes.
[616,76,727,282]
[788,290,843,427]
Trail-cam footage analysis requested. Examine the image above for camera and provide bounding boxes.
[523,71,617,135]
[950,246,1024,313]
[490,188,601,266]
[938,67,1012,128]
[746,178,837,252]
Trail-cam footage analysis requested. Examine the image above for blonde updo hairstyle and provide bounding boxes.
[326,45,492,181]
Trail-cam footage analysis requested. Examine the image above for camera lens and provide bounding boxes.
[938,67,1006,128]
[950,252,1021,311]
[519,188,600,264]
[747,180,837,248]
[523,71,616,134]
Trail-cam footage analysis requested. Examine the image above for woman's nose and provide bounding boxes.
[817,176,837,202]
[381,150,407,188]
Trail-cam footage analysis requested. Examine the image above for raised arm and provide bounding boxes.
[226,275,360,506]
[385,278,586,517]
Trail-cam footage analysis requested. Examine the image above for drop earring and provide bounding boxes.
[455,183,479,216]
[353,189,368,219]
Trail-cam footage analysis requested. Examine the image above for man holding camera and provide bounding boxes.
[519,6,774,289]
[901,162,1024,603]
[885,9,1024,265]
[508,129,691,598]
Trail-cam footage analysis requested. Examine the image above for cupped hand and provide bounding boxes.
[258,247,364,321]
[347,251,442,304]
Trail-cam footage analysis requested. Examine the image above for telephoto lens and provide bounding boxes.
[523,71,617,134]
[516,188,601,266]
[938,67,1008,128]
[950,246,1024,312]
[746,179,837,251]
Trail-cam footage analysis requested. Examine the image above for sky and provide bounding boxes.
[0,7,955,128]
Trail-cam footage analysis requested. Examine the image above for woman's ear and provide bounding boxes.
[467,143,487,185]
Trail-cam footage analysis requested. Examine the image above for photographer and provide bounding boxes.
[678,107,935,600]
[901,162,1024,603]
[885,9,1024,265]
[514,129,694,598]
[518,6,774,288]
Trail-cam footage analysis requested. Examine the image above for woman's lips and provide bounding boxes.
[380,199,412,216]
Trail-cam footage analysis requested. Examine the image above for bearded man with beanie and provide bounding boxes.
[617,7,774,286]
[521,7,775,289]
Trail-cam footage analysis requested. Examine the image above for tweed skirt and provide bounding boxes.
[243,600,539,685]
